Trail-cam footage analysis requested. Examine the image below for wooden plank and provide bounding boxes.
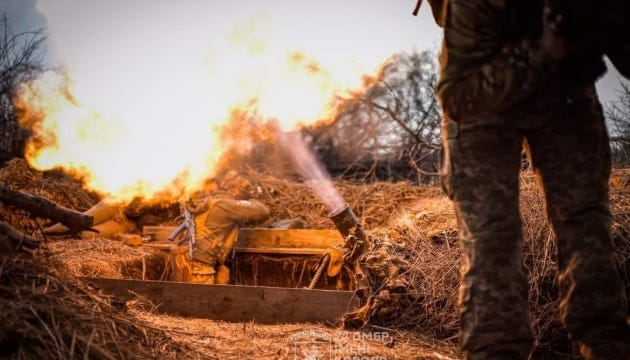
[233,247,327,255]
[143,242,329,255]
[83,277,359,324]
[235,228,344,248]
[142,227,345,250]
[142,242,326,255]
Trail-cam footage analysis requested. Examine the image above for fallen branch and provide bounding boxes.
[0,220,40,250]
[0,185,93,234]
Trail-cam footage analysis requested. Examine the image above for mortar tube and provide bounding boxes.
[328,204,366,242]
[329,204,370,295]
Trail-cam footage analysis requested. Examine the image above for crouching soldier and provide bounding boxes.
[188,171,270,284]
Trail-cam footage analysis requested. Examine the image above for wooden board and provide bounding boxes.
[142,227,344,255]
[83,277,359,324]
[236,228,344,249]
[233,246,332,255]
[142,243,331,255]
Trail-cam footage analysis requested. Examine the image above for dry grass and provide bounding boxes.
[0,159,628,359]
[45,238,171,280]
[126,311,461,360]
[0,254,189,359]
[0,159,99,236]
[247,166,630,358]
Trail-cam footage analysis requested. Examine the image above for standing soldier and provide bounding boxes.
[187,171,269,285]
[431,0,630,359]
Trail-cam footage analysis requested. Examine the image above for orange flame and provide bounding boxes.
[16,1,390,202]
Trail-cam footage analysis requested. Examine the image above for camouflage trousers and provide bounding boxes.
[190,261,231,285]
[440,87,629,360]
[191,260,216,284]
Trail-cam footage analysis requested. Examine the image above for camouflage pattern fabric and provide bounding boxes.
[191,260,216,284]
[190,192,269,267]
[437,0,558,123]
[436,0,630,359]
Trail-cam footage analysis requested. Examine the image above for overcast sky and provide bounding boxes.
[2,0,626,108]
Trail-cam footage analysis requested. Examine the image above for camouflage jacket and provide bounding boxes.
[189,192,270,265]
[436,0,607,122]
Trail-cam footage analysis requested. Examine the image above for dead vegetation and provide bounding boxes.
[0,254,189,359]
[0,159,628,359]
[245,166,629,358]
[45,238,171,280]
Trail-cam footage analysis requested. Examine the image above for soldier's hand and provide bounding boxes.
[542,2,568,60]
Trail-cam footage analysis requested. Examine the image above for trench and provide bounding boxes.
[121,250,353,291]
[104,227,354,291]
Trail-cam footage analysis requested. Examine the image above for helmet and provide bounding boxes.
[220,171,251,197]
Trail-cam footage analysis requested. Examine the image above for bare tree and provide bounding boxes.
[0,14,45,165]
[309,50,441,183]
[606,80,630,165]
